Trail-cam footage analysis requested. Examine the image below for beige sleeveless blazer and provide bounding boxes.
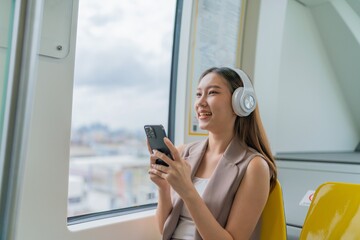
[162,137,264,240]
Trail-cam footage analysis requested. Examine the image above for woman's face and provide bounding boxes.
[194,72,237,134]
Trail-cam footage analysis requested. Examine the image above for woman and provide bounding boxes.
[148,67,277,240]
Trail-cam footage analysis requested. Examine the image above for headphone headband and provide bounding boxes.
[230,68,253,89]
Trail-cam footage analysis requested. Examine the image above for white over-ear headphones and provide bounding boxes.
[229,68,257,117]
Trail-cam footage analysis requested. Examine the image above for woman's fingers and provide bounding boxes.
[149,164,168,179]
[149,169,164,179]
[151,163,168,173]
[163,137,181,161]
[152,150,174,167]
[149,153,158,166]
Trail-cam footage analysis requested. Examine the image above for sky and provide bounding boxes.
[71,0,176,131]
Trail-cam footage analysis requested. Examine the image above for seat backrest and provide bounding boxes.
[300,182,360,240]
[260,179,287,240]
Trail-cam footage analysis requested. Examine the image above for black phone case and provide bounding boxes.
[144,125,172,166]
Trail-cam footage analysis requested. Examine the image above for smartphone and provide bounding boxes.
[144,124,172,166]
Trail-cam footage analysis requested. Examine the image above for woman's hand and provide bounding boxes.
[147,140,169,191]
[149,138,194,198]
[147,139,174,233]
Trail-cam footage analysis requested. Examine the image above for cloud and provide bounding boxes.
[71,0,176,130]
[74,0,174,89]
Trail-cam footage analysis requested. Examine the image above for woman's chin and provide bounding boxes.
[198,123,209,131]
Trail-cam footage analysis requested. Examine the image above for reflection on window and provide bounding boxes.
[68,0,176,217]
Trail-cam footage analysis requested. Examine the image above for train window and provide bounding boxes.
[0,0,14,211]
[68,0,177,217]
[0,3,11,140]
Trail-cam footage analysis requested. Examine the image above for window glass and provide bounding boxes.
[68,0,176,217]
[0,0,13,143]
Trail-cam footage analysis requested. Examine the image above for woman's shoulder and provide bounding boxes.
[243,144,265,162]
[247,155,270,174]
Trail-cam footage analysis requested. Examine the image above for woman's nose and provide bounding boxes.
[197,96,207,107]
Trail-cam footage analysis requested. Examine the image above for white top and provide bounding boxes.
[171,177,209,240]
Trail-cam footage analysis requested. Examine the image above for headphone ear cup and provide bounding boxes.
[229,67,257,117]
[232,87,256,117]
[232,87,246,116]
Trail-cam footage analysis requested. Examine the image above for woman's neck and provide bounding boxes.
[207,131,234,155]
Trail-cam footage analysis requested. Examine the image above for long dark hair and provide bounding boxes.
[199,67,277,190]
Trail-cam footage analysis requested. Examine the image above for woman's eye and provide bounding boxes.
[209,91,218,95]
[196,92,202,97]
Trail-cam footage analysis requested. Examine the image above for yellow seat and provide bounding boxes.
[300,182,360,240]
[260,179,287,240]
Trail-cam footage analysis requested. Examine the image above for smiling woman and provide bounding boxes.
[2,0,360,239]
[68,0,177,217]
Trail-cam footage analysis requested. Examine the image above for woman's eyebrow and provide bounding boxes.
[196,85,222,91]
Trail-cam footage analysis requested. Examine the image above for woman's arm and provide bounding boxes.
[155,185,172,233]
[180,156,270,240]
[224,156,270,239]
